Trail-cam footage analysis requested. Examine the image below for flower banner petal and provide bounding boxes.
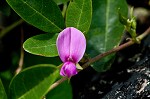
[56,27,86,63]
[56,28,71,62]
[70,27,86,63]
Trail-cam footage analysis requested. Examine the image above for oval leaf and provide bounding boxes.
[87,0,128,72]
[9,64,59,99]
[0,79,7,99]
[6,0,65,33]
[23,33,58,57]
[66,0,92,33]
[46,80,72,99]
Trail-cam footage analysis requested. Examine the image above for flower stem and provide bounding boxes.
[48,26,150,92]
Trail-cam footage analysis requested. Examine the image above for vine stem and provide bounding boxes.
[48,77,67,91]
[83,26,150,69]
[82,40,134,69]
[48,26,150,91]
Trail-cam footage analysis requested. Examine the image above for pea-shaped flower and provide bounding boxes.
[56,27,86,78]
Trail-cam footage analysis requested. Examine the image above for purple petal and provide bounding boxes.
[69,27,86,63]
[56,28,70,62]
[60,61,77,78]
[56,27,86,63]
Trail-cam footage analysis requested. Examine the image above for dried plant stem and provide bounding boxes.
[49,26,150,91]
[15,27,24,75]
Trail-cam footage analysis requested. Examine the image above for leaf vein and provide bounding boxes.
[76,0,85,28]
[105,0,109,51]
[27,44,56,49]
[22,0,61,31]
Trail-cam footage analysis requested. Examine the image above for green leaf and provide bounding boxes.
[9,64,59,99]
[6,0,65,33]
[46,80,72,99]
[0,79,8,99]
[23,33,58,57]
[66,0,92,33]
[87,0,128,72]
[53,0,70,5]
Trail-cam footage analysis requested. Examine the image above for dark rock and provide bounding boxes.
[103,55,150,99]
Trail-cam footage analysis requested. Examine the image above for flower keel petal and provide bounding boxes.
[60,61,77,78]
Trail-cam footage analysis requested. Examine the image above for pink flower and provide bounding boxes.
[56,27,86,78]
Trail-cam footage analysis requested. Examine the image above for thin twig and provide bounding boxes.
[15,27,24,75]
[48,77,67,91]
[82,26,150,69]
[82,41,134,69]
[48,26,150,91]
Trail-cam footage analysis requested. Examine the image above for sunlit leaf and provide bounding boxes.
[6,0,65,33]
[23,33,58,57]
[46,80,72,99]
[66,0,92,33]
[9,64,59,99]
